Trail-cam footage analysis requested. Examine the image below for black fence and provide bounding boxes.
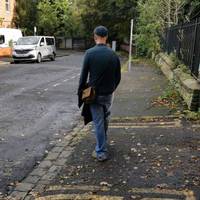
[163,18,200,79]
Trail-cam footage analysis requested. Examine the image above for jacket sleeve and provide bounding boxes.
[78,52,90,94]
[115,56,121,89]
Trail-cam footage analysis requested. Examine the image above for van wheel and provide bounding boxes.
[50,53,56,61]
[37,53,42,63]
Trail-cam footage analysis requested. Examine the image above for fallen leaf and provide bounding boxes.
[131,148,137,152]
[100,181,112,187]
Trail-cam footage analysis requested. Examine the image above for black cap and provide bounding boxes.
[94,26,108,37]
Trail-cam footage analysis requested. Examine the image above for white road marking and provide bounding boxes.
[43,73,80,90]
[63,74,79,82]
[53,83,61,87]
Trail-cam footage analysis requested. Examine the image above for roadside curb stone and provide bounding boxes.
[51,146,64,153]
[14,183,34,192]
[23,176,41,185]
[0,61,10,65]
[45,152,60,161]
[7,121,89,200]
[29,168,46,177]
[38,161,52,169]
[9,191,27,200]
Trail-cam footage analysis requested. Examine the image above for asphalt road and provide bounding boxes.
[0,53,83,194]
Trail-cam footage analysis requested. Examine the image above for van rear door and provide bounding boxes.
[45,37,55,56]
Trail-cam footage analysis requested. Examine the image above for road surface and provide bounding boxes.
[0,53,83,194]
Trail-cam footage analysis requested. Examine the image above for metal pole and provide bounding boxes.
[191,18,198,77]
[128,19,133,72]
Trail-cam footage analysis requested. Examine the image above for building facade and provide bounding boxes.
[0,0,15,28]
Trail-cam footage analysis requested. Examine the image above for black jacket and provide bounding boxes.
[78,44,121,125]
[78,44,121,95]
[78,87,92,125]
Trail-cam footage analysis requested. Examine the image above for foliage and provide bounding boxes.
[135,0,186,57]
[13,0,82,37]
[8,40,13,48]
[37,0,76,36]
[183,0,200,21]
[77,0,137,42]
[169,53,182,68]
[152,84,185,110]
[135,0,162,57]
[183,110,200,120]
[37,0,58,35]
[13,0,200,46]
[13,0,38,35]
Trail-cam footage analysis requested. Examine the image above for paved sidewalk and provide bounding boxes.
[6,63,200,200]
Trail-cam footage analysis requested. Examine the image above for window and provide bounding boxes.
[40,37,45,45]
[17,37,40,45]
[0,35,5,44]
[46,38,54,46]
[5,0,10,12]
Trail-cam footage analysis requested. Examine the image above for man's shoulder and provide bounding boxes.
[85,46,97,54]
[86,45,116,55]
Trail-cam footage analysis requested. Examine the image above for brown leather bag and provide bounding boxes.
[82,86,96,104]
[81,66,108,104]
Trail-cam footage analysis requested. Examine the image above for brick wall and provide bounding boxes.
[0,0,15,28]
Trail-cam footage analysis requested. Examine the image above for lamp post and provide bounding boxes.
[128,19,133,72]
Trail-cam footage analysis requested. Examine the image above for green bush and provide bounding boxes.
[8,40,13,48]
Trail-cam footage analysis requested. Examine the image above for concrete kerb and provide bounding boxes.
[6,120,90,200]
[56,54,69,58]
[56,49,76,58]
[0,60,10,65]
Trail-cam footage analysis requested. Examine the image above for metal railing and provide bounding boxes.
[163,18,200,79]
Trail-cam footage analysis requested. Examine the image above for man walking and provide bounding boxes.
[78,26,121,161]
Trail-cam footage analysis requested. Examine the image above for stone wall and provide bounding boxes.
[155,53,200,111]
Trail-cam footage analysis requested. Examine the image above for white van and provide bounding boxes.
[12,36,56,63]
[0,28,23,48]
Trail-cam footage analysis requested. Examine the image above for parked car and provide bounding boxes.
[12,36,56,63]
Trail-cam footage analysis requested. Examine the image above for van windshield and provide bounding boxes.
[17,37,40,45]
[0,35,5,44]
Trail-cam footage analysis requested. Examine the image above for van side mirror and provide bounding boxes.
[40,42,44,46]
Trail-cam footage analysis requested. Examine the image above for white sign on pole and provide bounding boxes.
[112,41,116,52]
[34,26,37,36]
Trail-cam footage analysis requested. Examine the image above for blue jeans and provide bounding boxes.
[90,94,113,156]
